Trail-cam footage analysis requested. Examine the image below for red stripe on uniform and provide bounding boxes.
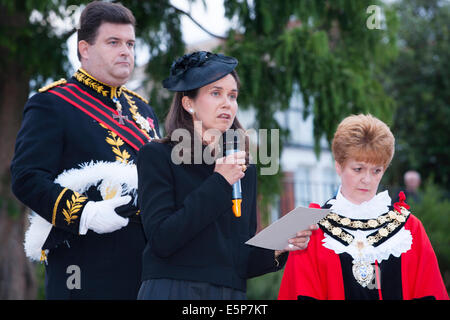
[66,83,148,139]
[50,89,140,151]
[61,86,146,146]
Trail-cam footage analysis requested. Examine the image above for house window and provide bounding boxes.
[294,167,312,207]
[322,167,340,202]
[293,166,340,207]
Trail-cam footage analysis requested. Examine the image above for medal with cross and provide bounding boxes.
[112,97,128,125]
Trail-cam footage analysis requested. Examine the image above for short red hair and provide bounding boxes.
[332,114,395,169]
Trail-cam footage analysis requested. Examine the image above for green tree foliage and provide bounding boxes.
[410,178,450,292]
[223,0,398,145]
[247,269,282,300]
[384,0,450,190]
[0,0,93,89]
[220,0,398,206]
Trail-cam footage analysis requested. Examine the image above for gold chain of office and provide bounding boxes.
[319,206,410,246]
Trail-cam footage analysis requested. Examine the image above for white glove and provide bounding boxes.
[79,196,131,235]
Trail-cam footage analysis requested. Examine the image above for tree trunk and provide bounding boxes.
[0,59,37,299]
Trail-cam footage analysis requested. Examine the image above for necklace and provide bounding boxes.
[319,206,410,247]
[319,206,410,288]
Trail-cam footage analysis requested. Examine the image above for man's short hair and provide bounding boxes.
[77,1,136,60]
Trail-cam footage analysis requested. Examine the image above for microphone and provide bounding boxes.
[224,133,242,218]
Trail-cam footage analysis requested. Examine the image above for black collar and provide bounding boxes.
[73,68,123,100]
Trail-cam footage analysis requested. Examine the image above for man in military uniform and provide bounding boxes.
[10,1,159,299]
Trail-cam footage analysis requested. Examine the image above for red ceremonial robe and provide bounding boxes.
[278,214,449,300]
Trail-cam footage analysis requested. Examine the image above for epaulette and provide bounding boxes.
[122,87,149,104]
[38,79,67,93]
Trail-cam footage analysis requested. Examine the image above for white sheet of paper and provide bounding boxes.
[245,206,330,250]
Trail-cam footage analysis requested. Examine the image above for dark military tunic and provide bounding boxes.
[10,68,160,299]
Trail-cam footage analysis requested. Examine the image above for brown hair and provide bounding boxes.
[158,70,249,163]
[77,1,136,60]
[332,114,395,169]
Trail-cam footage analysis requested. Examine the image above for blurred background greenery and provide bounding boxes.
[406,179,450,291]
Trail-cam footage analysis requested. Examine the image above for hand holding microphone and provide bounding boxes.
[214,151,246,185]
[214,150,246,217]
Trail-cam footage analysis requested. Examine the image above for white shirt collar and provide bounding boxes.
[327,186,392,219]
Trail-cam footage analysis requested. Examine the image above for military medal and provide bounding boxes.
[134,113,151,132]
[122,91,159,140]
[112,97,128,125]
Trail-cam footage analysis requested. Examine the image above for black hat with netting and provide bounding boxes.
[162,51,238,92]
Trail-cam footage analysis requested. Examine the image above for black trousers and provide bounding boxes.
[45,222,145,299]
[137,279,246,300]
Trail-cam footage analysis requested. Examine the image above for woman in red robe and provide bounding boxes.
[278,114,448,300]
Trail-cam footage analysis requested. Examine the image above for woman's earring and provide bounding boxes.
[189,108,194,114]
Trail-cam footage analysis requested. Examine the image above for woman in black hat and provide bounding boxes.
[136,51,316,299]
